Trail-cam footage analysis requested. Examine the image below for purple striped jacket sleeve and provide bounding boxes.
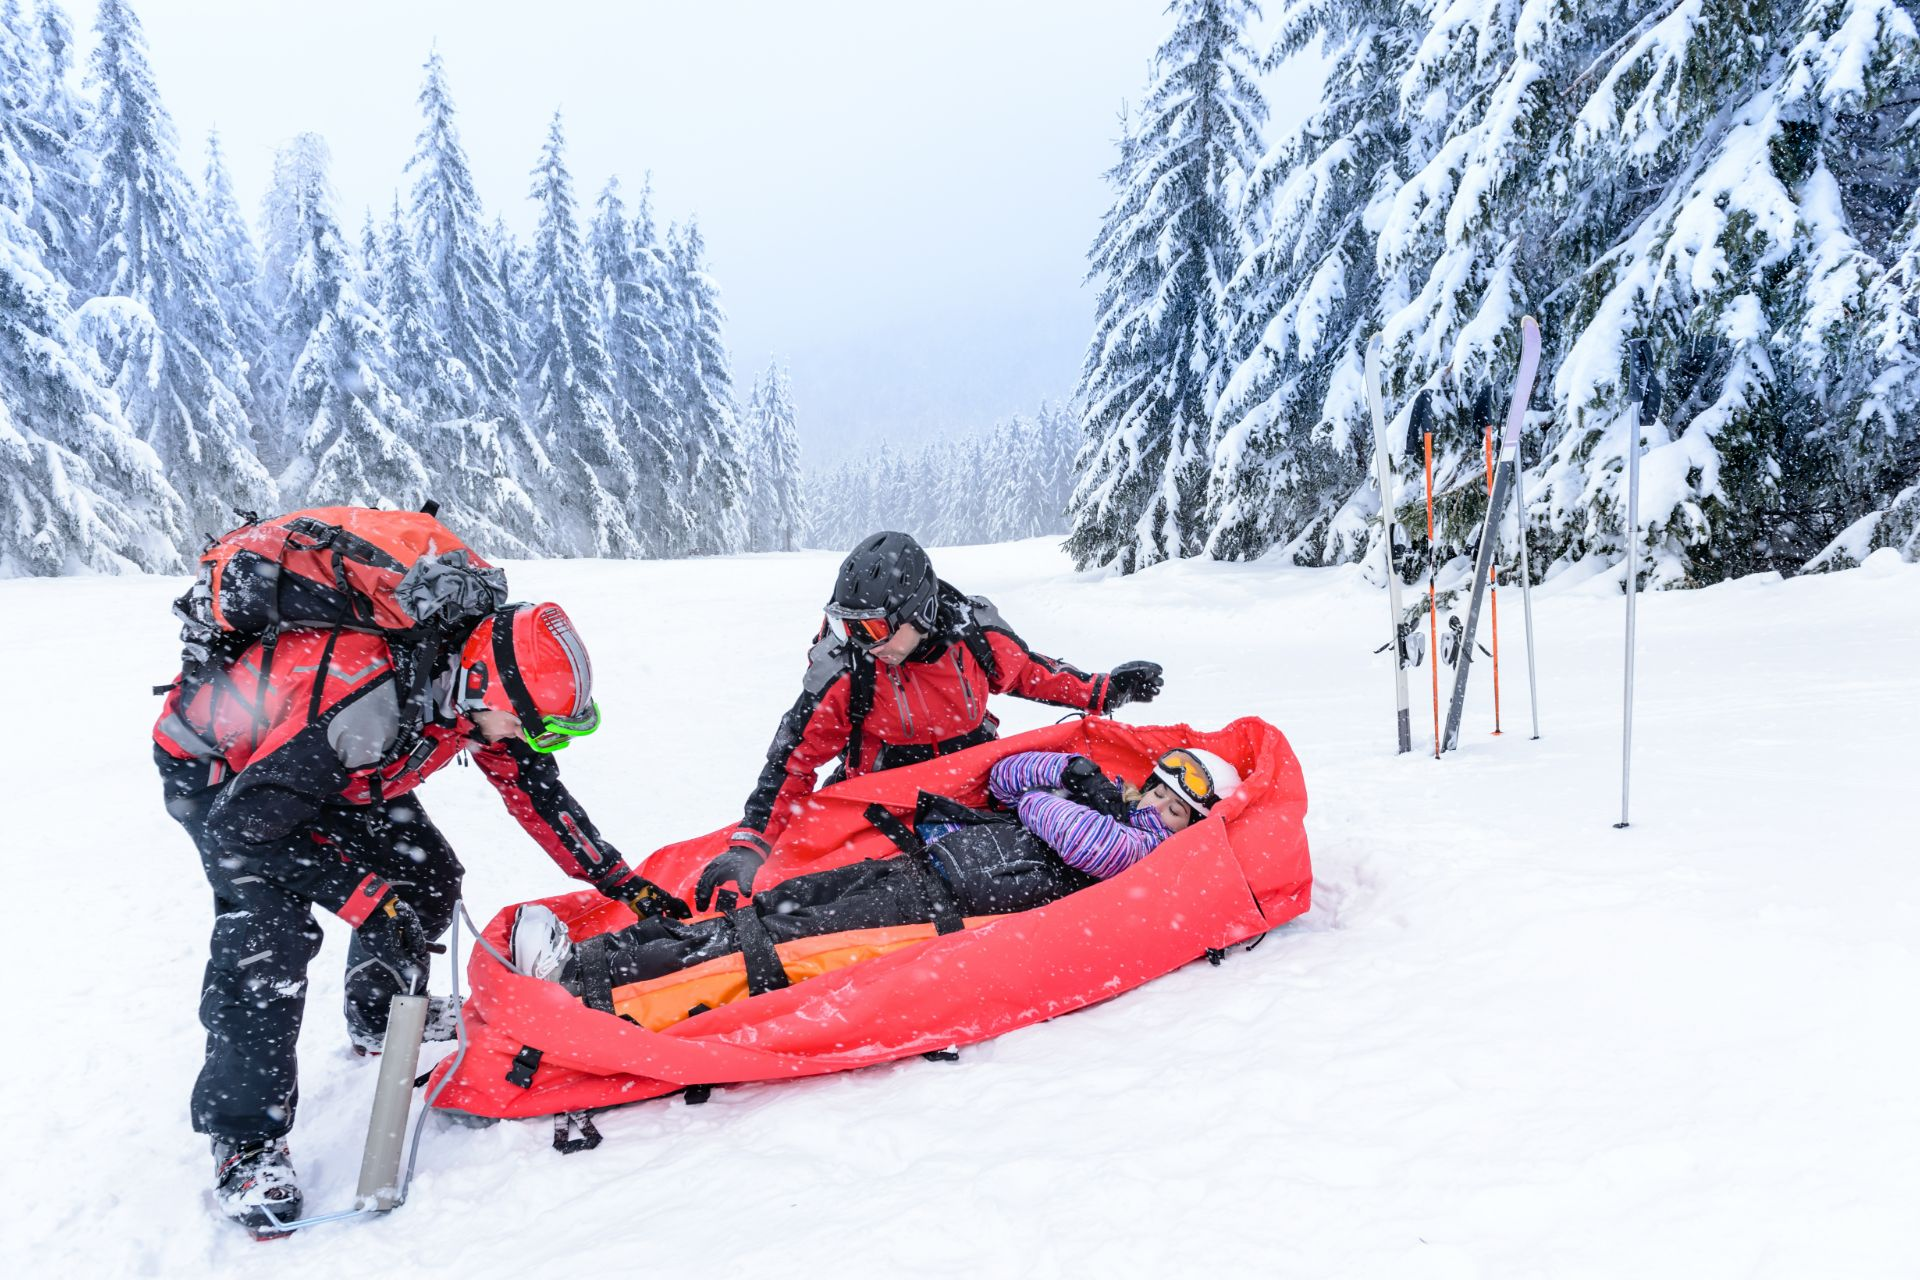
[987,751,1071,807]
[1015,791,1173,879]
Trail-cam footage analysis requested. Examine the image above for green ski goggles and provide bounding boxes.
[523,701,602,753]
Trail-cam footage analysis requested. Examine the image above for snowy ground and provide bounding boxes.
[1,539,1915,1278]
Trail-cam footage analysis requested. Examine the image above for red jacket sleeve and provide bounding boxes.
[981,629,1109,712]
[739,638,856,844]
[472,739,637,892]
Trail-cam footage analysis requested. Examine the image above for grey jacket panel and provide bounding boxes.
[326,679,402,769]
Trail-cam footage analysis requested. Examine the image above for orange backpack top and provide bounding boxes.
[170,505,508,695]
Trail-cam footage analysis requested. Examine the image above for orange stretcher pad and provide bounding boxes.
[429,716,1311,1120]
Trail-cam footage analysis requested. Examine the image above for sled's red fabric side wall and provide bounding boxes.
[431,717,1309,1119]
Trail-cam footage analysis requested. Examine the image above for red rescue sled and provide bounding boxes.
[429,716,1310,1119]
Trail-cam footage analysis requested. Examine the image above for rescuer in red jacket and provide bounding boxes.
[694,532,1164,910]
[154,601,684,1236]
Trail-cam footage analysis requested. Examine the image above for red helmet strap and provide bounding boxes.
[488,606,546,728]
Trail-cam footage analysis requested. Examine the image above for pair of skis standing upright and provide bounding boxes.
[1365,316,1541,758]
[1368,319,1663,832]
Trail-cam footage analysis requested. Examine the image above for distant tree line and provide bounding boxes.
[805,401,1079,552]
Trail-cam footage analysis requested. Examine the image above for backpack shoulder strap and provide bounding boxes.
[949,590,1003,687]
[845,650,876,776]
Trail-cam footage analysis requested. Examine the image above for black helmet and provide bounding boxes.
[824,531,938,648]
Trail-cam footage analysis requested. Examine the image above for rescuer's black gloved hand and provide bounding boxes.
[608,873,691,921]
[695,831,771,912]
[1104,661,1164,712]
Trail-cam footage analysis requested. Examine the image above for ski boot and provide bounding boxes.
[212,1137,302,1241]
[349,994,461,1057]
[509,903,574,981]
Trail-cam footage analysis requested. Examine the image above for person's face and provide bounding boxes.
[468,707,523,744]
[868,620,923,665]
[1138,781,1195,831]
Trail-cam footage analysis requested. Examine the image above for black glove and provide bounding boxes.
[1104,661,1164,712]
[355,896,429,995]
[609,873,690,921]
[695,830,771,912]
[1060,754,1129,819]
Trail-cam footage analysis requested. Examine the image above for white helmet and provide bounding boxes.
[1149,747,1242,817]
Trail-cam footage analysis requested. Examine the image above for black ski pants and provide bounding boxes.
[584,821,1094,990]
[159,752,462,1144]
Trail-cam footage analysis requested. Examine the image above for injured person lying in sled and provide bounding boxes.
[506,746,1244,1009]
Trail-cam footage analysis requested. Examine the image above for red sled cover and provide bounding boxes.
[429,715,1310,1119]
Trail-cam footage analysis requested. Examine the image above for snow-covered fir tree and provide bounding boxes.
[1536,0,1920,584]
[1066,0,1267,574]
[525,112,639,557]
[254,131,327,472]
[267,132,428,509]
[391,178,547,558]
[201,130,275,433]
[358,208,384,310]
[743,359,804,551]
[489,213,535,379]
[1821,183,1920,562]
[407,52,520,424]
[2,0,89,285]
[661,219,751,556]
[0,84,184,573]
[1209,0,1420,567]
[81,0,273,542]
[588,175,684,555]
[380,196,462,421]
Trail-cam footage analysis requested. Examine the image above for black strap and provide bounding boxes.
[306,625,343,725]
[960,621,1000,687]
[864,802,925,854]
[876,721,998,771]
[844,652,875,777]
[573,936,615,1014]
[863,803,964,936]
[506,1044,543,1089]
[253,630,280,735]
[489,606,546,728]
[724,907,792,996]
[552,1111,601,1154]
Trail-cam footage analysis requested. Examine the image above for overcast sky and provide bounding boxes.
[121,1,1326,466]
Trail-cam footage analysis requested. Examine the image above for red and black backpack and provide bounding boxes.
[166,504,508,742]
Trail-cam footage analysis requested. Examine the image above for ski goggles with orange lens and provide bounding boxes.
[523,702,601,753]
[824,607,896,649]
[1151,749,1218,813]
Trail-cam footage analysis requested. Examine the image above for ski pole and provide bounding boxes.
[1617,340,1662,829]
[1513,422,1541,739]
[1483,427,1502,735]
[1365,335,1412,754]
[1442,322,1539,752]
[1413,392,1440,758]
